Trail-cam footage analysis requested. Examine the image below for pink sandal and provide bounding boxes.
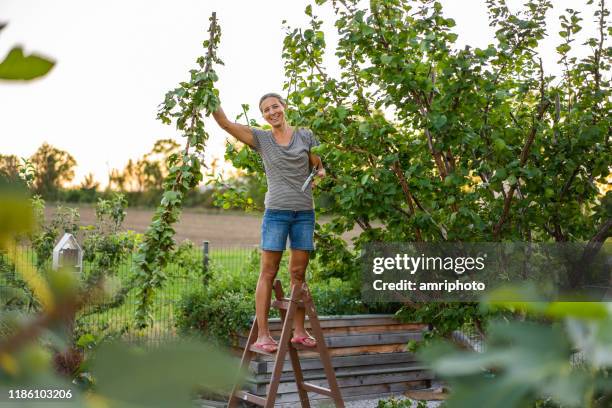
[291,336,317,348]
[252,340,278,353]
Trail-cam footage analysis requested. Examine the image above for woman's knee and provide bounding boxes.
[289,265,306,283]
[260,260,280,282]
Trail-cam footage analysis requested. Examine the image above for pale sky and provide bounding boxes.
[0,1,602,187]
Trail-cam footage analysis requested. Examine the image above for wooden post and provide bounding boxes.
[202,240,209,283]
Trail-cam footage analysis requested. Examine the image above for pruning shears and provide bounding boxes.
[301,166,319,192]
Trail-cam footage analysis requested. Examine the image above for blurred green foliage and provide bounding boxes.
[1,182,240,408]
[0,23,54,81]
[419,284,612,408]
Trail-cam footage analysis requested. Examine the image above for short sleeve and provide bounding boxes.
[250,127,265,152]
[308,129,320,150]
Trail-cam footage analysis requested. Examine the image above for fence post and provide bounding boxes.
[202,241,210,284]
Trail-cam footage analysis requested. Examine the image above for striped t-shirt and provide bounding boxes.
[250,127,319,210]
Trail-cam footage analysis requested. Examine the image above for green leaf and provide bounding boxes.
[556,44,571,54]
[493,138,507,152]
[380,54,393,66]
[432,114,447,130]
[0,47,55,80]
[161,191,180,206]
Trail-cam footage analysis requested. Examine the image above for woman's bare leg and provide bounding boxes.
[255,250,283,344]
[289,249,311,338]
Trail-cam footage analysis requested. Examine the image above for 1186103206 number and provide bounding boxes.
[8,389,73,399]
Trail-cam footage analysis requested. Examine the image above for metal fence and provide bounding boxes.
[2,244,485,348]
[0,243,257,344]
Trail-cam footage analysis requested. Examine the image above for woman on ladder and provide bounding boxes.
[212,92,325,353]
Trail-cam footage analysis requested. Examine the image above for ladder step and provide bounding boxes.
[301,382,333,397]
[290,341,320,352]
[249,344,277,356]
[271,299,304,310]
[235,390,267,406]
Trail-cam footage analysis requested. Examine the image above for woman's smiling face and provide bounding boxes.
[260,96,286,128]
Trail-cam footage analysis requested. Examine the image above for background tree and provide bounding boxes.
[80,172,99,191]
[107,168,126,191]
[137,139,181,191]
[76,172,100,202]
[30,142,77,199]
[121,159,141,192]
[0,154,20,182]
[108,139,181,193]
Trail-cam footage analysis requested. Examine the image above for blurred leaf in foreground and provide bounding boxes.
[91,339,239,407]
[420,321,592,408]
[0,47,54,80]
[420,284,612,408]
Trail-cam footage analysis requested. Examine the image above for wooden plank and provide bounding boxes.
[271,380,430,404]
[250,362,431,384]
[301,343,410,358]
[269,323,427,337]
[202,389,437,408]
[405,389,449,401]
[264,314,402,331]
[249,368,433,395]
[271,299,304,310]
[249,344,277,357]
[240,332,423,354]
[301,382,333,397]
[325,332,423,348]
[234,391,266,406]
[248,343,411,362]
[273,390,425,407]
[239,329,425,349]
[250,351,419,374]
[271,299,290,310]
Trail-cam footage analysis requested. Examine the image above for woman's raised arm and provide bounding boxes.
[212,106,255,147]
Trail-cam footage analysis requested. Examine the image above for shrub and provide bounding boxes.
[309,278,366,316]
[176,287,253,346]
[376,397,427,408]
[175,249,377,344]
[167,240,203,279]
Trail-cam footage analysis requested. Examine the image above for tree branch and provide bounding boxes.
[569,218,612,287]
[493,99,551,239]
[392,161,422,241]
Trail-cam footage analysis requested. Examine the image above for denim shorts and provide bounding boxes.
[261,209,315,251]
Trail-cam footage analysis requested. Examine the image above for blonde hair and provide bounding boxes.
[258,93,287,112]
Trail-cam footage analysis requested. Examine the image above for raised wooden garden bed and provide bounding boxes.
[233,314,433,406]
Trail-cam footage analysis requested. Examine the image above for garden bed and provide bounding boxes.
[233,314,433,406]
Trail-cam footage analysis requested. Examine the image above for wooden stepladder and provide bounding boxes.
[228,280,345,408]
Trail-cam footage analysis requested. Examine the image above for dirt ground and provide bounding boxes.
[45,206,360,247]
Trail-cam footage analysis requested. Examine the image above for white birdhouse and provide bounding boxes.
[52,233,83,273]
